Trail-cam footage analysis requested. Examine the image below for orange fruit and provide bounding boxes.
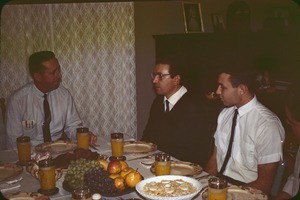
[98,159,108,171]
[119,160,128,170]
[120,167,134,178]
[114,176,126,191]
[125,170,142,188]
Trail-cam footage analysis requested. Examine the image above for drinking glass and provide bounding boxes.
[154,153,171,176]
[16,136,31,166]
[38,158,59,195]
[110,133,124,160]
[208,177,227,200]
[77,127,90,150]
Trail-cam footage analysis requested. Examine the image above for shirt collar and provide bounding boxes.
[236,95,258,116]
[164,86,187,106]
[32,82,48,98]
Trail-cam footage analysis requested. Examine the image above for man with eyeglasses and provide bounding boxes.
[141,55,212,166]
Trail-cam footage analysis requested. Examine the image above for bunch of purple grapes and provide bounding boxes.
[84,168,117,194]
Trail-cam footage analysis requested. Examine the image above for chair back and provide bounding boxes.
[0,98,7,150]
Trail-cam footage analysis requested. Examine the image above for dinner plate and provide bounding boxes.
[136,175,202,200]
[150,161,202,177]
[35,140,77,155]
[0,163,23,182]
[201,185,268,200]
[5,191,50,200]
[124,141,157,154]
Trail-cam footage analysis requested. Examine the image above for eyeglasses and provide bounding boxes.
[151,73,171,80]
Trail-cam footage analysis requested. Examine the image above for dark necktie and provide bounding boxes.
[219,109,238,175]
[43,94,52,142]
[165,100,170,112]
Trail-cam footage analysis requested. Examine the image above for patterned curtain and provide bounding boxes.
[0,2,137,138]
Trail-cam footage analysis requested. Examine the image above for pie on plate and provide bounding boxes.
[201,185,268,200]
[4,191,49,200]
[124,141,157,154]
[0,163,23,182]
[35,140,77,155]
[150,161,202,177]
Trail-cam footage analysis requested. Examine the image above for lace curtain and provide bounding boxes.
[0,2,137,138]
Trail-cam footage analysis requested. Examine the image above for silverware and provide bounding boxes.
[195,174,211,180]
[127,152,158,161]
[6,177,23,185]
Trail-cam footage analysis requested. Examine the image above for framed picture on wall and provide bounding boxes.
[182,2,204,33]
[211,13,226,32]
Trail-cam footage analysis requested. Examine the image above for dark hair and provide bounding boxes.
[285,85,300,122]
[29,51,56,77]
[218,61,257,93]
[155,54,186,85]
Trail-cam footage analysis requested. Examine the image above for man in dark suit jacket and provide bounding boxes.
[141,56,211,166]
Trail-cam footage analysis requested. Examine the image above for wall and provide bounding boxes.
[134,0,300,139]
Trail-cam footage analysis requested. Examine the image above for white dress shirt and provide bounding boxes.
[164,86,187,111]
[6,82,83,149]
[215,96,285,183]
[283,147,300,197]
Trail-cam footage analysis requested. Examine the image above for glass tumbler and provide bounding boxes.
[208,177,228,200]
[154,153,171,176]
[16,136,31,166]
[77,127,90,150]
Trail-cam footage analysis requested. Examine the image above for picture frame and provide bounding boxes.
[211,13,226,32]
[273,7,290,27]
[182,2,204,33]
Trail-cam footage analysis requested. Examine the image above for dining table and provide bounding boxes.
[0,134,210,200]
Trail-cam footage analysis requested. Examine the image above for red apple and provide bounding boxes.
[107,160,122,174]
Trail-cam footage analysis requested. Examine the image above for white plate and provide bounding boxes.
[0,163,23,182]
[5,191,49,200]
[136,175,202,200]
[201,185,268,200]
[150,161,202,177]
[124,141,157,154]
[35,140,76,155]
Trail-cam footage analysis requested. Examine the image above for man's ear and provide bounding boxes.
[173,75,181,85]
[33,72,42,82]
[238,84,248,95]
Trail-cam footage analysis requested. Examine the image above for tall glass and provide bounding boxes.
[154,153,171,176]
[38,158,59,195]
[16,136,31,166]
[77,127,90,150]
[110,133,124,159]
[208,177,227,200]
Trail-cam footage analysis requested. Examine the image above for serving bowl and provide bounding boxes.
[135,175,202,200]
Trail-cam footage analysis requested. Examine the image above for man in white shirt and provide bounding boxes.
[275,86,300,200]
[205,64,285,195]
[6,51,96,149]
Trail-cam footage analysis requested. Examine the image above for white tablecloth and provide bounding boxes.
[0,134,208,199]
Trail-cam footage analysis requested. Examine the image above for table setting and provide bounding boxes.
[0,131,268,200]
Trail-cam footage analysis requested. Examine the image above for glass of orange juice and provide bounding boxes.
[155,153,171,176]
[38,158,59,195]
[16,136,31,166]
[208,177,227,200]
[110,133,124,160]
[77,127,90,150]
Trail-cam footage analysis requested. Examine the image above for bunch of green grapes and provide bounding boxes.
[65,158,103,189]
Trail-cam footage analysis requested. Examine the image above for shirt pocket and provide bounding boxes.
[215,131,229,155]
[234,141,256,169]
[22,120,36,130]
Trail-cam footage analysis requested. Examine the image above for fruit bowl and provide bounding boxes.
[135,175,202,200]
